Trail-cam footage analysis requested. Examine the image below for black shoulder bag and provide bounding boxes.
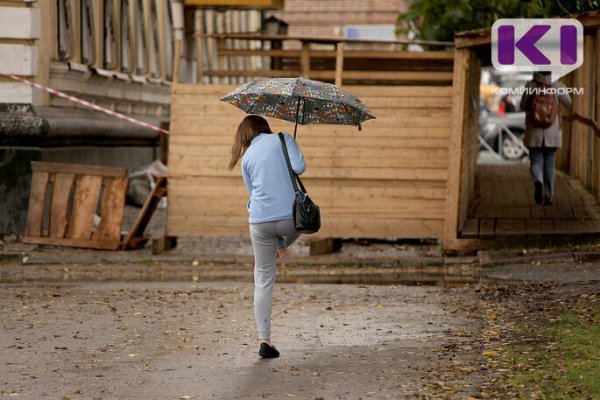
[278,133,321,234]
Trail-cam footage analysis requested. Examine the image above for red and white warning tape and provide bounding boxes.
[2,73,169,135]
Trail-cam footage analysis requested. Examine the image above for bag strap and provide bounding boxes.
[278,133,307,194]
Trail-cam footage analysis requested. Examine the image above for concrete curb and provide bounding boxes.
[477,250,600,267]
[0,262,480,285]
[16,253,478,269]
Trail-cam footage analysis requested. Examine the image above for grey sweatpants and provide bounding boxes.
[249,219,299,340]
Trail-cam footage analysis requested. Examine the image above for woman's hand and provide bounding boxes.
[276,247,293,264]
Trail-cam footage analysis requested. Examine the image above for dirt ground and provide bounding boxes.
[1,280,487,400]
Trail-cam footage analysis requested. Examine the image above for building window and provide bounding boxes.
[57,0,73,60]
[149,0,161,78]
[104,0,117,69]
[135,0,147,75]
[121,0,133,73]
[164,0,174,80]
[81,0,96,65]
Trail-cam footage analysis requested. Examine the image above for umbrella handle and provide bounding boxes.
[293,97,303,140]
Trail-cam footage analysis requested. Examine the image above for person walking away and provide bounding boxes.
[519,71,572,205]
[228,115,307,359]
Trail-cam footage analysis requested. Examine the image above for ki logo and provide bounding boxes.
[492,19,583,81]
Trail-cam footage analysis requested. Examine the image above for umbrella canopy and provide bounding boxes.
[220,77,375,137]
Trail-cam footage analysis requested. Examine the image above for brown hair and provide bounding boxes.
[228,115,273,170]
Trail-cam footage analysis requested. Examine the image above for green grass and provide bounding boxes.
[500,306,600,399]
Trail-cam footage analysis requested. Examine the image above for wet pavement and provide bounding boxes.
[1,281,485,400]
[2,207,600,399]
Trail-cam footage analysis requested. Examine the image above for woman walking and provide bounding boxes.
[228,115,306,359]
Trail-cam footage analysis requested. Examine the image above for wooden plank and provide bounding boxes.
[23,236,120,250]
[495,219,526,237]
[176,104,450,117]
[526,219,542,237]
[49,173,75,238]
[174,94,452,113]
[169,164,448,181]
[168,204,445,220]
[152,236,178,255]
[173,115,453,129]
[66,175,103,240]
[335,42,344,87]
[169,134,449,149]
[552,219,568,235]
[194,9,204,83]
[308,238,343,256]
[31,161,127,177]
[169,190,446,208]
[167,215,445,239]
[540,219,554,235]
[170,143,450,159]
[202,32,454,47]
[170,123,450,138]
[443,48,469,245]
[301,41,310,78]
[123,177,167,250]
[25,171,49,238]
[479,218,495,239]
[174,105,451,119]
[170,155,448,170]
[172,83,454,97]
[92,176,128,243]
[170,181,448,198]
[460,219,479,238]
[202,69,454,82]
[172,94,453,109]
[217,48,455,60]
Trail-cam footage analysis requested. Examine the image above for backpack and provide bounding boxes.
[529,82,558,128]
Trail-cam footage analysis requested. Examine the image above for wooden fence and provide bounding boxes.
[167,82,453,238]
[561,20,600,202]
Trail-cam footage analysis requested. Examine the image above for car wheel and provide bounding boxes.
[502,130,526,160]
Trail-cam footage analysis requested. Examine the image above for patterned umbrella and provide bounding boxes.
[220,77,375,138]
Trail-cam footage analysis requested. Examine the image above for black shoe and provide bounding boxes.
[543,196,553,206]
[259,342,280,358]
[534,182,543,205]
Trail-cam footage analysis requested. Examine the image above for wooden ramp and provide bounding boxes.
[461,163,600,239]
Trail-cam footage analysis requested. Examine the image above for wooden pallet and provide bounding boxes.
[23,162,128,250]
